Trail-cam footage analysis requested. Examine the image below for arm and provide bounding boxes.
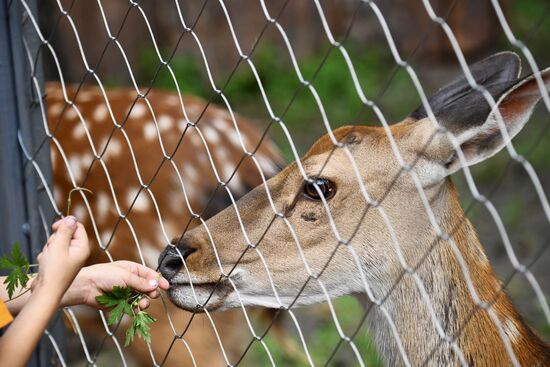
[2,261,169,315]
[60,261,169,309]
[0,217,89,367]
[0,280,64,367]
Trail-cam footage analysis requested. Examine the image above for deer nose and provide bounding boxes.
[158,242,196,281]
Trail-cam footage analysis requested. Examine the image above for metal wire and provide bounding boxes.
[10,0,550,366]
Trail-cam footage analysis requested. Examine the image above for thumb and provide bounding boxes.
[52,216,78,246]
[124,272,158,293]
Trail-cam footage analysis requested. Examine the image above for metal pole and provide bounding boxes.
[0,0,64,365]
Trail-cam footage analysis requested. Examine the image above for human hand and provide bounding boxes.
[32,217,90,300]
[61,261,169,310]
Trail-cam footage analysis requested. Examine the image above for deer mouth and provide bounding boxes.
[167,278,233,312]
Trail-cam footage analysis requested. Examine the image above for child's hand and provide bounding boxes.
[32,216,90,300]
[61,261,169,310]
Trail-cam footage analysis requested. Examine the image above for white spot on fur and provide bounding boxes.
[503,318,521,343]
[221,164,234,184]
[215,119,250,148]
[197,152,207,164]
[65,106,78,120]
[256,153,278,176]
[126,188,150,212]
[68,155,84,182]
[130,103,146,119]
[203,125,220,144]
[214,119,230,132]
[53,187,62,203]
[227,171,244,194]
[76,92,94,103]
[105,139,122,159]
[189,132,200,146]
[212,108,228,119]
[144,123,157,141]
[165,95,180,107]
[48,103,63,116]
[72,205,87,222]
[158,115,173,131]
[216,146,229,161]
[186,104,200,115]
[183,164,199,183]
[168,194,185,213]
[95,192,110,223]
[93,105,108,122]
[177,119,187,133]
[72,123,86,139]
[227,129,242,147]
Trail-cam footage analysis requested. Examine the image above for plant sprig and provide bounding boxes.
[0,242,31,299]
[1,188,155,345]
[95,286,156,346]
[0,188,93,300]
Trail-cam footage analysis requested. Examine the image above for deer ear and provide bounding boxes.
[411,52,550,173]
[441,67,550,171]
[410,52,521,130]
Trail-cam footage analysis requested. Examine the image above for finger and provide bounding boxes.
[139,297,150,310]
[123,272,158,293]
[145,289,159,299]
[51,218,64,230]
[51,216,78,248]
[71,222,89,244]
[117,261,163,284]
[157,277,170,290]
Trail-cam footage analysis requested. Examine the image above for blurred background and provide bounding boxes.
[37,0,550,365]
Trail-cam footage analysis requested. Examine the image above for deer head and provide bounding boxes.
[159,52,550,365]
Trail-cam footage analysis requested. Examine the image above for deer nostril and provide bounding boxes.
[159,252,183,281]
[158,241,197,281]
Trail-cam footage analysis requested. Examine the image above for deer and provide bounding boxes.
[158,52,550,366]
[46,82,283,366]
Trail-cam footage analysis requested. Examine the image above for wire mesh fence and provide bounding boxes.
[2,0,550,366]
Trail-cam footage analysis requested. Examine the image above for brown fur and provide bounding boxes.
[163,119,549,366]
[46,82,282,366]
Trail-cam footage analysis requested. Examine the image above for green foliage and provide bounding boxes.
[138,48,209,97]
[95,285,157,346]
[0,242,31,299]
[137,43,415,161]
[509,0,550,56]
[126,310,156,346]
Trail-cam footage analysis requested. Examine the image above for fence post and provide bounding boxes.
[0,0,65,365]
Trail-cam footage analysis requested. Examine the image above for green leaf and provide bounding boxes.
[0,242,31,299]
[125,310,156,346]
[125,318,136,347]
[96,285,157,346]
[95,293,120,308]
[107,302,126,326]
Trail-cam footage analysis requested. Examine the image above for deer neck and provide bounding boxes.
[362,182,550,366]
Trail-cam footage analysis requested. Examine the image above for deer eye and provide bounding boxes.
[303,178,336,201]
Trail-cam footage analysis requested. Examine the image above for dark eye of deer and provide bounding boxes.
[303,178,336,201]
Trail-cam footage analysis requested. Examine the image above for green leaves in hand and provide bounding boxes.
[126,310,156,346]
[0,242,31,299]
[95,286,157,346]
